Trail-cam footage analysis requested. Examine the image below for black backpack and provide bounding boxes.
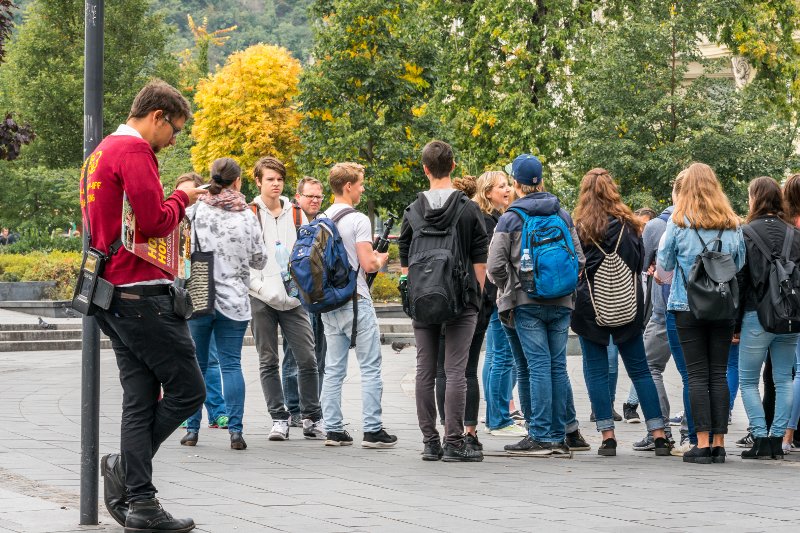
[742,224,800,333]
[404,193,470,324]
[680,229,739,321]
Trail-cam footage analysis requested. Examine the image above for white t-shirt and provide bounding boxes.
[325,203,372,300]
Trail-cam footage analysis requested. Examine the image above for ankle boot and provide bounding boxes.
[101,453,128,526]
[741,437,772,460]
[124,498,195,533]
[768,436,784,460]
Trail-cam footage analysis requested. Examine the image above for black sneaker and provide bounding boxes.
[362,429,398,449]
[566,429,591,451]
[623,403,641,423]
[548,441,573,457]
[612,408,623,422]
[465,433,483,451]
[504,436,552,456]
[598,438,617,456]
[632,434,655,451]
[442,440,484,462]
[736,432,755,448]
[125,498,194,533]
[289,413,302,428]
[510,410,525,422]
[179,432,198,446]
[324,430,353,447]
[683,445,712,464]
[422,439,444,461]
[711,446,726,463]
[653,437,672,456]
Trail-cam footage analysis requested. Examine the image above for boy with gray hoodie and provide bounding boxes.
[487,154,588,455]
[249,157,324,441]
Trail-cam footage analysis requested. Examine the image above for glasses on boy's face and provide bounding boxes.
[301,194,323,202]
[164,116,182,139]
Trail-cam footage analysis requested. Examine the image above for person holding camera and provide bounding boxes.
[86,81,208,532]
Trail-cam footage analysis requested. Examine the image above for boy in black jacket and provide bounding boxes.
[399,140,488,462]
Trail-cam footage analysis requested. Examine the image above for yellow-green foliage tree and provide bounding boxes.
[191,44,302,180]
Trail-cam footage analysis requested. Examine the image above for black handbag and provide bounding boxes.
[185,215,215,319]
[680,229,739,321]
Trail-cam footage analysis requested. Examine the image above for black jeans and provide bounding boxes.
[674,312,734,435]
[95,293,205,501]
[414,307,478,444]
[435,317,486,427]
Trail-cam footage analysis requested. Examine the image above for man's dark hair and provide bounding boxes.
[421,140,454,179]
[253,156,286,182]
[128,80,192,122]
[175,172,204,188]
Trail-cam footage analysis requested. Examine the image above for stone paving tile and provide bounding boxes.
[1,346,799,532]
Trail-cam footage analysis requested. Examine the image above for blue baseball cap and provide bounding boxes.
[505,154,543,186]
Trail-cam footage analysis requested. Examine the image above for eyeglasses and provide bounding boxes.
[300,194,323,201]
[164,116,182,139]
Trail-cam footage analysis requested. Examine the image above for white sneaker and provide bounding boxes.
[490,424,527,437]
[670,439,691,457]
[302,418,326,440]
[268,420,289,441]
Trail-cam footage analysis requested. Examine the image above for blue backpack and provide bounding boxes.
[289,208,358,314]
[508,208,579,299]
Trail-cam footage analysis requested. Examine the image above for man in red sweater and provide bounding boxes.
[88,80,208,533]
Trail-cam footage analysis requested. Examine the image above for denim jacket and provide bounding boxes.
[657,219,746,312]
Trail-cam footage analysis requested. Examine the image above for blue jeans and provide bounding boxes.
[502,305,570,443]
[580,333,666,433]
[485,310,516,430]
[608,341,619,404]
[792,342,800,430]
[727,343,739,412]
[320,299,384,433]
[187,311,249,433]
[666,311,696,444]
[203,337,227,422]
[738,310,799,438]
[283,312,326,415]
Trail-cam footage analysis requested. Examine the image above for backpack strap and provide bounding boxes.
[613,224,626,253]
[781,224,795,260]
[292,204,303,232]
[329,206,359,349]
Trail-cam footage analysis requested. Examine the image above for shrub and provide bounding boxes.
[1,234,83,254]
[370,272,400,302]
[387,243,399,262]
[0,251,81,299]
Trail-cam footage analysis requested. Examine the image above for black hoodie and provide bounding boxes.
[399,190,488,310]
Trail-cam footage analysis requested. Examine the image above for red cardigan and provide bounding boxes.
[81,134,188,285]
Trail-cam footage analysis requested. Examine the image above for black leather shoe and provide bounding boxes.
[124,498,195,532]
[180,432,198,446]
[711,446,726,463]
[101,453,128,526]
[230,432,247,450]
[768,436,784,460]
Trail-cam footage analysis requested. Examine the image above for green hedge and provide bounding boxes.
[0,251,81,299]
[1,234,83,254]
[371,272,400,302]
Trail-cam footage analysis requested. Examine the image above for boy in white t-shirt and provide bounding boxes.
[320,162,397,449]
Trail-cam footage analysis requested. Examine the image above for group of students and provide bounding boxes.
[182,138,800,466]
[408,144,800,464]
[174,157,397,451]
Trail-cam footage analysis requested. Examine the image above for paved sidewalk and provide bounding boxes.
[0,344,798,533]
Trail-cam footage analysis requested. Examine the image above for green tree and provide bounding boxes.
[570,2,799,213]
[298,0,439,219]
[0,0,178,169]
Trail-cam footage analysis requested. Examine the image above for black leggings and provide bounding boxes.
[435,319,487,427]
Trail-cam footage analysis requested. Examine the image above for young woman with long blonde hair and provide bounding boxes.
[658,162,745,464]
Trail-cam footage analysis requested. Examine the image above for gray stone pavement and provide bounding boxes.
[0,343,798,533]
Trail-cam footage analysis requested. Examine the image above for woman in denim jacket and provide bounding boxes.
[658,162,745,464]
